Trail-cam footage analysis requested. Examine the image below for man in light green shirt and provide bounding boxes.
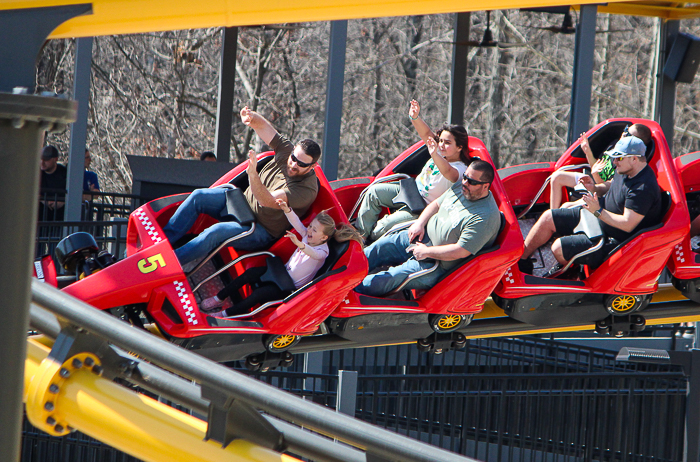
[356,160,500,296]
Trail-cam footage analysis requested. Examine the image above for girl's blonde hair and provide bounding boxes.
[314,210,364,248]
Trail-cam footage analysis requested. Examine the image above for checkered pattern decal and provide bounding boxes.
[134,209,163,244]
[503,267,515,284]
[674,243,686,264]
[173,280,198,325]
[34,261,45,282]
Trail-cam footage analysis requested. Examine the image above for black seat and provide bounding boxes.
[259,255,296,292]
[315,239,349,278]
[220,187,256,225]
[644,139,656,162]
[604,190,671,258]
[392,178,425,214]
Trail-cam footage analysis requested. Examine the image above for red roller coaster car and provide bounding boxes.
[327,137,523,351]
[668,150,700,303]
[50,153,367,365]
[492,118,689,336]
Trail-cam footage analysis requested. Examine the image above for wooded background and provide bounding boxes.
[37,11,700,193]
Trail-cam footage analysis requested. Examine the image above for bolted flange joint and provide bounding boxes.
[25,352,101,436]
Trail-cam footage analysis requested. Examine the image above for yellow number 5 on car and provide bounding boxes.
[138,254,166,274]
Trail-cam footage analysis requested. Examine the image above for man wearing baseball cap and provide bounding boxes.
[519,134,662,275]
[39,145,67,221]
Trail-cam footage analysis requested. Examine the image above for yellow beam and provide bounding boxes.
[2,0,636,39]
[24,338,296,462]
[593,2,700,19]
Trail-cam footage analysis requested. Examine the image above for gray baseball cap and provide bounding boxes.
[605,136,646,158]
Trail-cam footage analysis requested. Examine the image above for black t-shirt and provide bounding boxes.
[40,163,68,193]
[599,165,661,242]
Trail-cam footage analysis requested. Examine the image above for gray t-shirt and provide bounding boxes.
[426,182,500,270]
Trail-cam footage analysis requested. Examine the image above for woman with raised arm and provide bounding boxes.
[355,100,473,242]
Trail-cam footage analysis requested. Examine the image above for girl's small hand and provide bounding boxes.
[285,230,302,247]
[276,198,291,213]
[409,99,420,120]
[591,158,606,175]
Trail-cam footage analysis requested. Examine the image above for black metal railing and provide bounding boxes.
[35,191,143,267]
[353,371,686,461]
[319,337,677,376]
[80,191,145,221]
[239,339,687,462]
[38,190,144,221]
[35,220,129,265]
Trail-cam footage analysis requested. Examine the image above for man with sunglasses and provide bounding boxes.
[355,160,500,297]
[163,106,320,265]
[550,123,652,209]
[519,135,662,276]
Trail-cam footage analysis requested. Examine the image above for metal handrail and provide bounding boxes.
[383,219,416,236]
[186,223,257,278]
[191,251,275,293]
[218,298,285,320]
[388,261,440,295]
[31,280,475,462]
[516,164,590,219]
[348,173,411,220]
[547,236,605,278]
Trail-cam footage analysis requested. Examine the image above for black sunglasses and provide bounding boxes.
[622,125,631,137]
[291,153,314,168]
[462,173,489,186]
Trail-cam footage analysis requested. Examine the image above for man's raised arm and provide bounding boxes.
[240,106,278,146]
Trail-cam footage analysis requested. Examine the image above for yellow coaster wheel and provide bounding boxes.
[428,314,473,334]
[605,294,646,315]
[264,334,300,353]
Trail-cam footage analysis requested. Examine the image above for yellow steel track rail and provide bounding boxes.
[23,337,296,462]
[0,0,690,39]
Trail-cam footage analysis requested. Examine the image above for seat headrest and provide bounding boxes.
[645,139,656,163]
[315,239,350,277]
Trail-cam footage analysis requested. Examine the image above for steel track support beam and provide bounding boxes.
[567,4,597,146]
[321,20,348,181]
[66,37,94,222]
[214,27,238,163]
[448,12,470,125]
[653,19,680,150]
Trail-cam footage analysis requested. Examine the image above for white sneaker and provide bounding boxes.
[200,296,224,313]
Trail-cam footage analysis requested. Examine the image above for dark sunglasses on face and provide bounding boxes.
[622,125,631,137]
[462,173,489,186]
[291,153,314,168]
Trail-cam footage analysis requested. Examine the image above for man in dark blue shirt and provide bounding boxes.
[519,135,662,273]
[83,148,100,193]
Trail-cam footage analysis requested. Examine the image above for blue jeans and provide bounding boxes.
[355,229,446,297]
[162,188,275,264]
